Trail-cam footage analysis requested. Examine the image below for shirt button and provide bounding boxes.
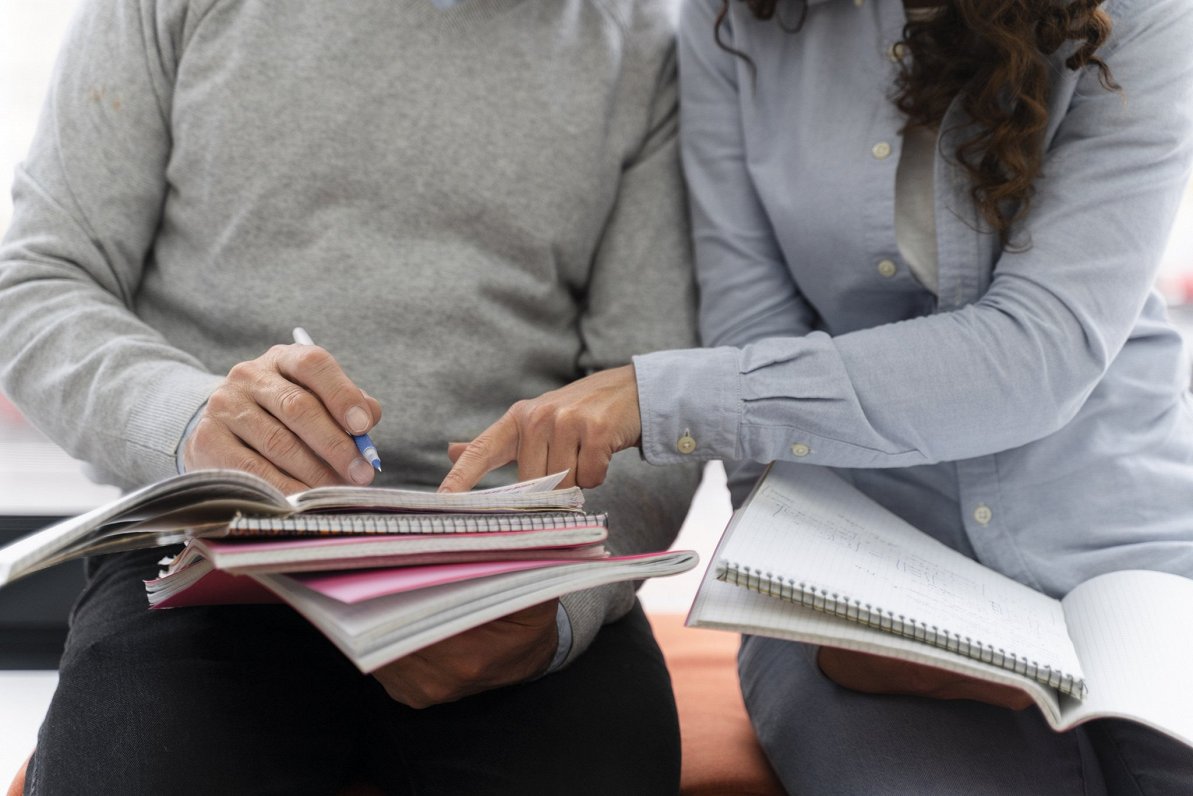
[889,42,907,62]
[973,504,993,526]
[790,442,811,457]
[872,141,892,160]
[676,433,697,455]
[877,259,897,278]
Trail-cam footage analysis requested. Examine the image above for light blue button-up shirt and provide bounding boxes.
[635,0,1193,597]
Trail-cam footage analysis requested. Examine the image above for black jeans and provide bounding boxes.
[27,548,680,795]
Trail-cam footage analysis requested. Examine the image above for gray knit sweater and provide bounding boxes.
[0,0,700,665]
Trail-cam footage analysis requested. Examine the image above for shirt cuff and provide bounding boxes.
[633,346,740,465]
[545,601,573,674]
[175,400,208,474]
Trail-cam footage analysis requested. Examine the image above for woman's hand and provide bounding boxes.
[182,344,382,494]
[817,647,1034,710]
[439,365,641,491]
[371,600,559,708]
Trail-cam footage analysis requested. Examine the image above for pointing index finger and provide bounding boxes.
[438,415,521,492]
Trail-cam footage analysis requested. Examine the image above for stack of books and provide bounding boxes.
[0,469,696,672]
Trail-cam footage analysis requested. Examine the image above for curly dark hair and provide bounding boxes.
[716,0,1118,248]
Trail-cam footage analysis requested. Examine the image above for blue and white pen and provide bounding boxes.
[291,326,382,472]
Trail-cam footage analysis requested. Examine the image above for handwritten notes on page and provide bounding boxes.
[716,463,1084,684]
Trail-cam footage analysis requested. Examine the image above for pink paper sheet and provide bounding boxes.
[294,559,573,604]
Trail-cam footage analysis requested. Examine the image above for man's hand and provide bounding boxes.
[372,600,559,708]
[439,365,641,492]
[182,344,382,494]
[817,647,1034,710]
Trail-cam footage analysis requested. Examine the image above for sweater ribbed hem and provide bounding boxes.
[558,580,635,668]
[124,368,223,486]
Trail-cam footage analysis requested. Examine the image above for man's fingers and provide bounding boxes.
[190,345,384,490]
[499,600,559,627]
[360,390,383,425]
[439,416,520,492]
[185,417,312,494]
[222,410,341,488]
[198,390,343,488]
[244,369,373,484]
[273,344,379,435]
[372,600,560,707]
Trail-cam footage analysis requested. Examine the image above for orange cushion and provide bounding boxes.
[648,613,785,796]
[6,756,27,796]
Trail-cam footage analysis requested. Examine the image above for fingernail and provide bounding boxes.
[346,406,370,434]
[349,458,374,485]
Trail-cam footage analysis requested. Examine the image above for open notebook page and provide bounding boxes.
[717,464,1084,686]
[1058,570,1193,746]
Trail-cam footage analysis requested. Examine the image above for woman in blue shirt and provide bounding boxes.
[444,0,1193,790]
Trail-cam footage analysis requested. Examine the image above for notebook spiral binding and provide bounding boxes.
[228,511,607,537]
[716,559,1088,700]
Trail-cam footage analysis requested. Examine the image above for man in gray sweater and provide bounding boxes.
[0,1,699,792]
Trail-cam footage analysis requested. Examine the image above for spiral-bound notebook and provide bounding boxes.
[687,463,1193,749]
[178,517,609,574]
[709,465,1087,699]
[225,511,605,537]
